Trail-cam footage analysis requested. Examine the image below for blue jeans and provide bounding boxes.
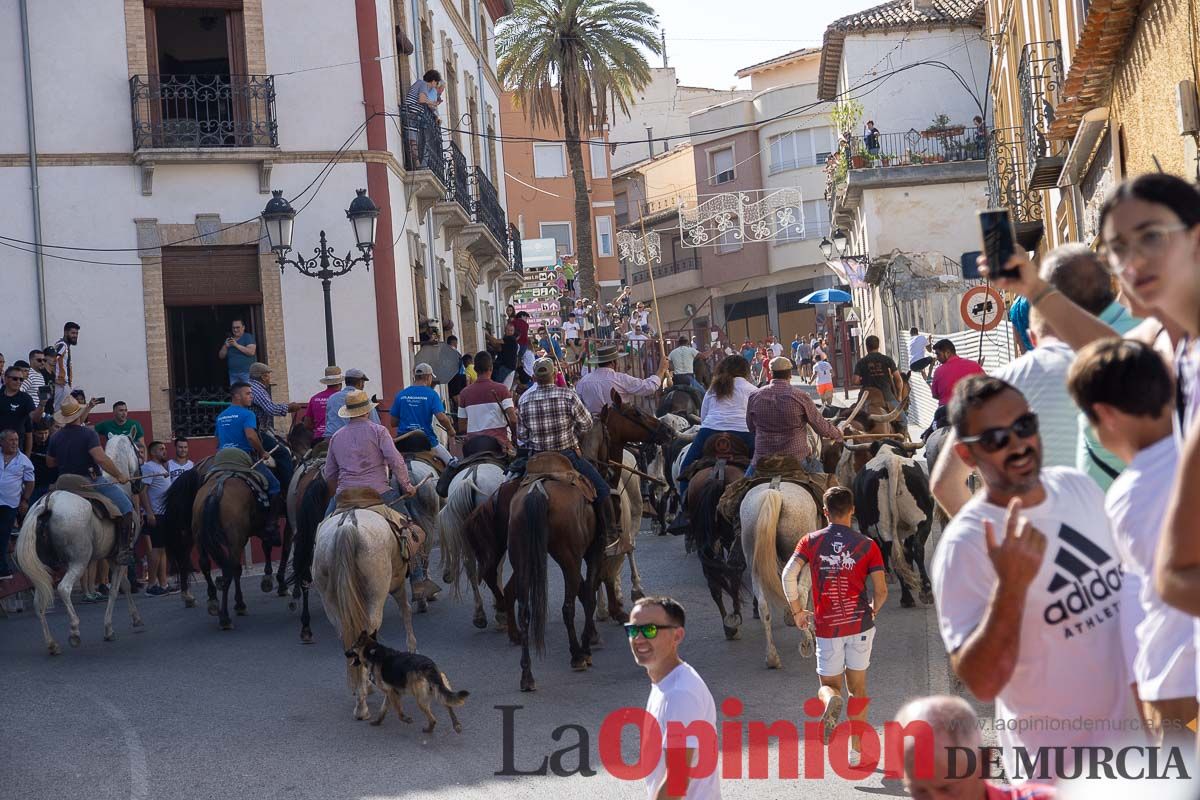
[229,371,250,386]
[93,474,134,515]
[676,428,755,498]
[256,463,281,497]
[672,373,702,390]
[325,487,400,517]
[261,431,293,497]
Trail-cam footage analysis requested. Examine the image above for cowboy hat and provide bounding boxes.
[53,395,89,425]
[587,343,625,366]
[337,389,374,419]
[319,365,344,385]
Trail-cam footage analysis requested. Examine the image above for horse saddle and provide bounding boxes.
[333,487,423,561]
[52,474,123,520]
[715,455,832,528]
[206,448,271,508]
[679,434,753,484]
[302,439,329,465]
[518,452,597,502]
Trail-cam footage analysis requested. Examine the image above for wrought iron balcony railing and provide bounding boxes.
[400,108,447,186]
[845,129,987,169]
[987,127,1045,248]
[130,74,278,149]
[1018,40,1066,189]
[471,167,508,249]
[632,256,701,285]
[509,223,523,272]
[446,140,471,216]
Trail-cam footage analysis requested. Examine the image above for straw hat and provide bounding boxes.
[54,395,89,425]
[337,389,374,419]
[319,365,344,385]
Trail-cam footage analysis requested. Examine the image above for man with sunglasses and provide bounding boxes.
[626,596,719,799]
[931,375,1137,783]
[0,366,43,455]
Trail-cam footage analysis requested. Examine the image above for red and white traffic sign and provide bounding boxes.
[960,286,1005,332]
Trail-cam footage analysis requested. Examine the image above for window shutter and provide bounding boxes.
[161,246,263,306]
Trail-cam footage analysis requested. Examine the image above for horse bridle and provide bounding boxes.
[613,404,672,445]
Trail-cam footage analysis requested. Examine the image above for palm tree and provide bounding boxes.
[498,0,661,299]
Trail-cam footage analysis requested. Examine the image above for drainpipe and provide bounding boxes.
[20,0,48,345]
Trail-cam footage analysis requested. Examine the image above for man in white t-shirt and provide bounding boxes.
[169,437,195,482]
[906,327,933,379]
[562,317,581,343]
[931,374,1138,782]
[140,440,175,596]
[995,309,1080,469]
[767,336,783,359]
[1067,339,1197,740]
[668,338,701,390]
[811,355,834,404]
[628,596,719,799]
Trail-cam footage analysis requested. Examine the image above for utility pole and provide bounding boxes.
[661,29,668,68]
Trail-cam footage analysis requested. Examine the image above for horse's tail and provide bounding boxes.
[517,484,549,655]
[289,475,327,587]
[326,515,371,650]
[438,473,479,598]
[749,488,790,611]
[163,467,201,585]
[691,474,744,601]
[198,481,231,573]
[15,497,54,614]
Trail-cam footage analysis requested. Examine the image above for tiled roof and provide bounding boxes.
[735,47,822,78]
[818,0,985,99]
[829,0,984,32]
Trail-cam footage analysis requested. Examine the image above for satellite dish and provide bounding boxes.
[412,343,463,384]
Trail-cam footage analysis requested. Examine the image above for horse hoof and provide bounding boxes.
[104,631,115,642]
[220,620,233,631]
[520,681,536,693]
[416,599,428,614]
[630,588,645,602]
[611,610,629,624]
[184,597,196,609]
[355,708,371,721]
[68,634,81,648]
[723,626,741,640]
[48,642,62,656]
[261,576,273,593]
[920,590,934,605]
[300,629,314,644]
[725,612,743,629]
[207,602,219,616]
[584,655,593,667]
[571,659,589,671]
[473,614,488,630]
[901,596,915,609]
[277,585,288,599]
[766,655,782,670]
[132,617,145,629]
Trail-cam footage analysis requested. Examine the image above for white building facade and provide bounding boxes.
[1,0,517,446]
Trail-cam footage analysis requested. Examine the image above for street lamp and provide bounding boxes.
[262,188,378,367]
[832,227,849,255]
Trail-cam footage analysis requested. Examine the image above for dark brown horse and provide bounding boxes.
[506,465,602,692]
[287,464,329,643]
[684,435,750,640]
[194,474,268,630]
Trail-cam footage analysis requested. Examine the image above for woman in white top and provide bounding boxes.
[674,355,757,507]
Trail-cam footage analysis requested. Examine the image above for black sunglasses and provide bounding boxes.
[960,412,1039,453]
[624,623,679,640]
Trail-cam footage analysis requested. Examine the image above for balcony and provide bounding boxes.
[129,74,278,194]
[509,223,523,273]
[1018,41,1066,190]
[400,108,448,218]
[631,256,701,285]
[987,127,1045,250]
[846,130,987,170]
[461,166,509,267]
[432,140,472,239]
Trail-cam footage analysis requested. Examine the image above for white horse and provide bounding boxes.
[15,434,143,654]
[394,458,442,609]
[740,481,821,669]
[312,508,417,721]
[437,462,506,629]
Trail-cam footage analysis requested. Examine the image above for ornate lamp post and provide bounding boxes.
[262,188,379,366]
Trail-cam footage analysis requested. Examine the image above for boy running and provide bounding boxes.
[781,486,887,758]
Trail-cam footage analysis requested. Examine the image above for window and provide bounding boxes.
[533,143,566,177]
[590,140,608,179]
[540,222,573,255]
[596,216,614,257]
[805,199,831,238]
[769,127,835,174]
[614,192,629,227]
[710,147,734,184]
[716,220,742,254]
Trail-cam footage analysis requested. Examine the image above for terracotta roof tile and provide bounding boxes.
[827,0,985,32]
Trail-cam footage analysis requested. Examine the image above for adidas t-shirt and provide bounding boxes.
[932,466,1139,783]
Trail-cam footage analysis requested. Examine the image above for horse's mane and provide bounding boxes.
[105,433,139,471]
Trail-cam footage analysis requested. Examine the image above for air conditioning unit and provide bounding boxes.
[713,170,735,184]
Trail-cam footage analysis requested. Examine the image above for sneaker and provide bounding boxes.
[146,585,165,597]
[164,584,181,595]
[84,591,102,603]
[97,583,110,597]
[821,694,844,745]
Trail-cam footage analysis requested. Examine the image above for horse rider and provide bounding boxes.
[324,367,378,439]
[216,382,282,541]
[389,363,458,467]
[322,389,440,600]
[298,365,344,444]
[575,343,668,415]
[746,356,843,475]
[45,395,137,565]
[517,358,625,556]
[248,362,301,504]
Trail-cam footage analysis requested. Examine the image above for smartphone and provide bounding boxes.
[978,209,1020,280]
[93,396,106,405]
[960,251,983,280]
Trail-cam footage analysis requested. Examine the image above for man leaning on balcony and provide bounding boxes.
[864,121,881,157]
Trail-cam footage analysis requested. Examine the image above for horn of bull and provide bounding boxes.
[843,392,870,425]
[867,405,903,424]
[842,440,874,451]
[898,442,923,452]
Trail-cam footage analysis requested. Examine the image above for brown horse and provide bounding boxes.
[194,473,268,630]
[506,465,602,692]
[287,461,330,643]
[684,434,750,640]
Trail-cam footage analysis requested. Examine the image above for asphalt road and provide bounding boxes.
[3,518,965,800]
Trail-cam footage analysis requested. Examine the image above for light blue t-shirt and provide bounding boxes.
[215,405,257,454]
[226,333,255,378]
[389,385,444,443]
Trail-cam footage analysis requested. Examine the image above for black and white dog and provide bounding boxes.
[345,630,469,733]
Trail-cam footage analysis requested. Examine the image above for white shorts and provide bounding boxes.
[816,628,876,677]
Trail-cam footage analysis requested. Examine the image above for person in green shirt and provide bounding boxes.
[94,401,145,443]
[562,262,576,294]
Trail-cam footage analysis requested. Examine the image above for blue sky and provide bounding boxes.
[651,0,876,89]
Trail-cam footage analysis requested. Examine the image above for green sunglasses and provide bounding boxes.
[624,623,680,640]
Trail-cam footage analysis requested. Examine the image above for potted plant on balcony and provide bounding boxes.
[880,152,894,167]
[922,113,965,139]
[850,145,869,169]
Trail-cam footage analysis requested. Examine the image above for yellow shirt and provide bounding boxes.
[465,365,477,384]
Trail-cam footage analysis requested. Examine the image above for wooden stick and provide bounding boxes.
[636,197,672,389]
[607,459,667,487]
[842,433,916,441]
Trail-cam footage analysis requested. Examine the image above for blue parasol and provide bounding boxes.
[798,288,852,305]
